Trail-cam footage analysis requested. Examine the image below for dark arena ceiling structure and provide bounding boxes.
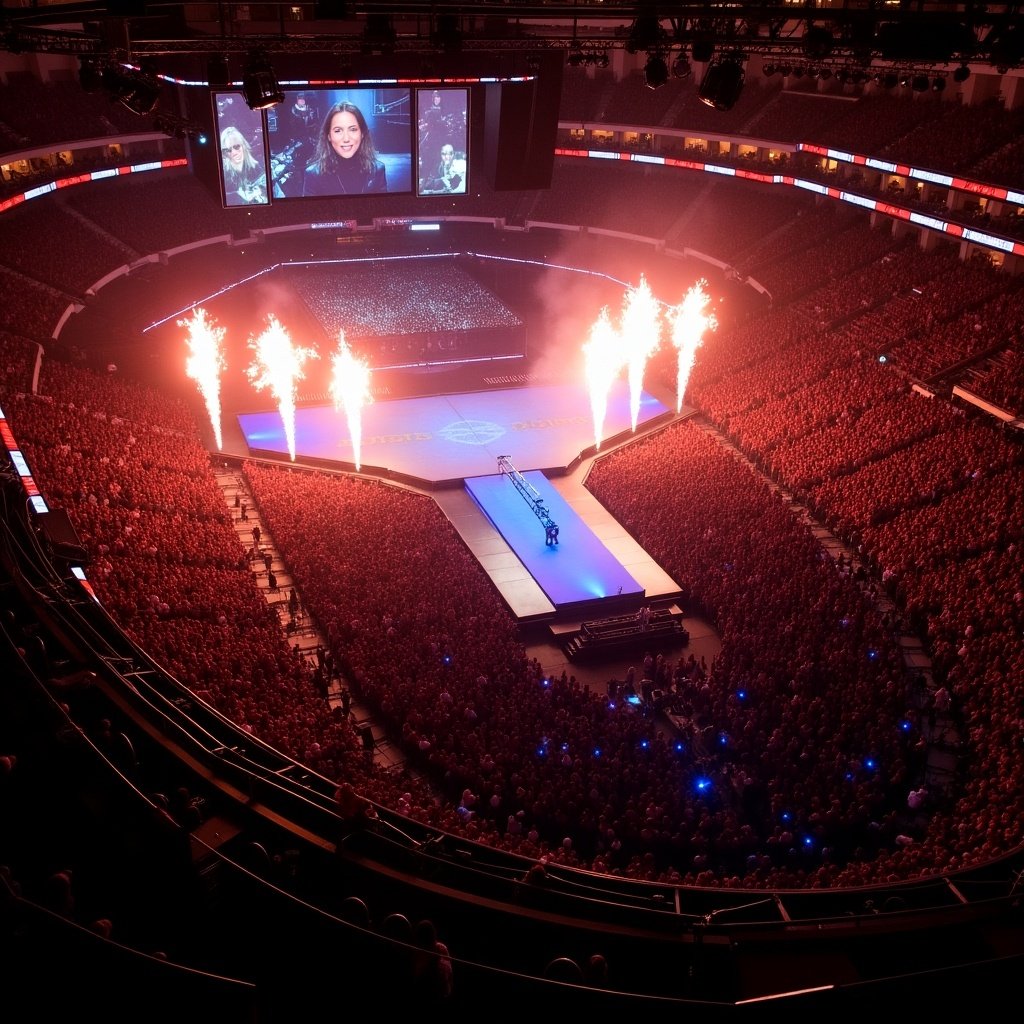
[1,1,1023,73]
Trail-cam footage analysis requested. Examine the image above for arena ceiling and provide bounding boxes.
[1,2,1022,72]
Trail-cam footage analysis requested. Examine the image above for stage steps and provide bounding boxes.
[558,604,689,661]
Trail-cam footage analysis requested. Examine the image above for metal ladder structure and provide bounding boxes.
[497,455,558,542]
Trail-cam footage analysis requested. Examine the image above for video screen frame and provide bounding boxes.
[213,90,272,208]
[267,86,414,199]
[416,87,469,197]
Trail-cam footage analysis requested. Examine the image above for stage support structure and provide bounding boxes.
[497,455,559,544]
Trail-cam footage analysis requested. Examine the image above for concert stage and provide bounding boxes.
[237,378,671,485]
[237,379,683,621]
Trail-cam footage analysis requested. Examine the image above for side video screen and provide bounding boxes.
[214,91,271,208]
[267,87,413,199]
[416,87,469,197]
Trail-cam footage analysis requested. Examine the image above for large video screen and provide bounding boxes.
[416,87,469,197]
[267,86,413,199]
[213,91,272,207]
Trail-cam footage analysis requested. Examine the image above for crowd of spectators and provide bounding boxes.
[2,64,1023,897]
[741,215,901,305]
[0,202,136,295]
[743,90,854,145]
[687,231,1021,443]
[0,329,39,396]
[956,347,1024,415]
[804,92,949,157]
[892,283,1024,378]
[241,452,944,889]
[664,180,805,263]
[675,206,1024,881]
[878,97,1024,176]
[529,159,711,240]
[62,172,235,255]
[287,260,522,342]
[0,268,70,342]
[1,356,376,791]
[970,133,1024,191]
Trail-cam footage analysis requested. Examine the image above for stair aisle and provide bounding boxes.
[212,466,405,772]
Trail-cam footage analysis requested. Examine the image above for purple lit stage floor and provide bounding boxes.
[237,379,670,484]
[464,471,643,607]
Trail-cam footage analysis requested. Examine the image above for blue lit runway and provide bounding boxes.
[464,471,644,607]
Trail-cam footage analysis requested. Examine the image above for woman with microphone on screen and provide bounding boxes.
[302,100,387,196]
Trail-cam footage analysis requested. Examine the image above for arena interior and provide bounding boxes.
[2,5,1024,1021]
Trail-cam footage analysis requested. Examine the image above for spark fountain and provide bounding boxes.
[328,331,373,471]
[246,316,318,462]
[620,275,662,432]
[583,307,624,451]
[668,281,717,413]
[180,307,226,451]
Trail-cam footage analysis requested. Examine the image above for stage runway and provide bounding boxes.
[238,377,683,621]
[465,470,644,609]
[237,378,671,485]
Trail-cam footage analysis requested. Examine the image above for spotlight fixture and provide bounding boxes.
[911,73,929,92]
[672,50,692,80]
[644,53,670,90]
[762,62,776,77]
[952,64,971,83]
[241,50,283,111]
[932,76,946,92]
[883,72,899,88]
[698,54,746,111]
[778,63,793,77]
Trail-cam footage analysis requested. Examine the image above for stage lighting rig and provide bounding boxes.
[644,52,670,89]
[101,62,161,115]
[698,53,746,111]
[672,50,692,79]
[241,49,283,110]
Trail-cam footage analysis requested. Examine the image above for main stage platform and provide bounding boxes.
[237,378,670,486]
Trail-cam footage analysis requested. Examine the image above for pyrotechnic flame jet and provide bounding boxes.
[620,275,662,432]
[246,316,318,462]
[328,331,373,471]
[669,281,717,413]
[180,307,226,451]
[583,307,624,450]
